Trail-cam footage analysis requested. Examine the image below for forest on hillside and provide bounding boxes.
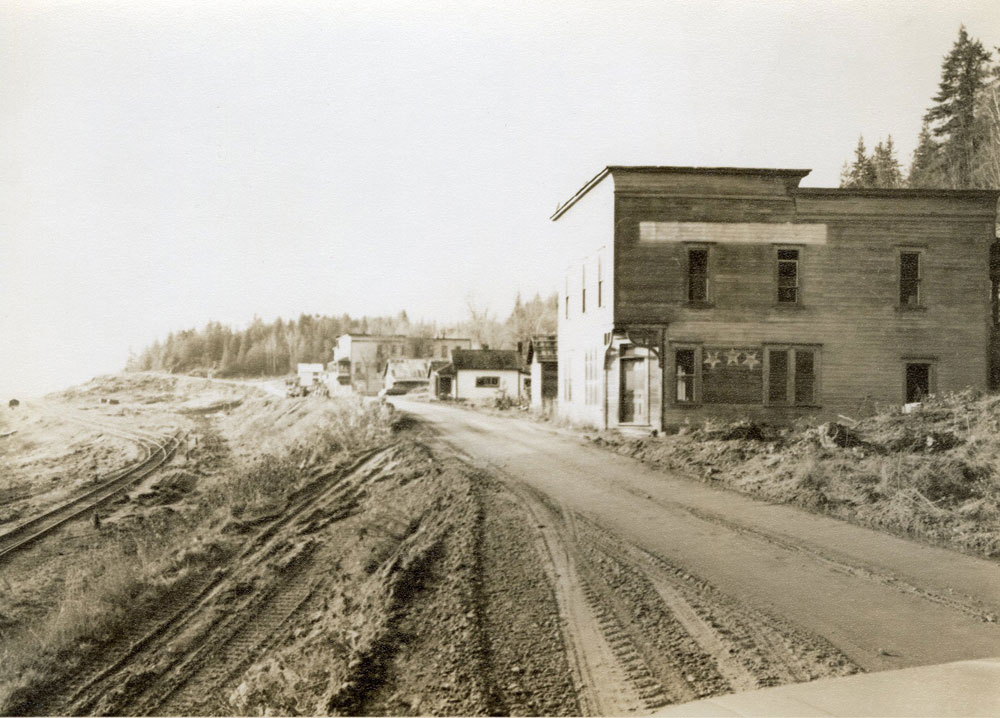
[840,26,1000,190]
[126,293,557,377]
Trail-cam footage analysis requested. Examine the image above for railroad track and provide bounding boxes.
[49,444,394,717]
[0,403,183,565]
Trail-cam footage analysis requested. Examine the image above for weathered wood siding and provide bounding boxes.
[610,174,997,423]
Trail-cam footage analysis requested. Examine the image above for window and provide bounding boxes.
[765,346,819,406]
[990,243,1000,326]
[768,349,788,403]
[476,376,500,388]
[905,363,931,403]
[581,265,587,313]
[777,248,799,303]
[565,277,570,319]
[688,248,708,302]
[597,256,604,307]
[899,251,921,307]
[675,349,696,402]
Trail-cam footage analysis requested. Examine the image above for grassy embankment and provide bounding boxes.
[593,390,1000,558]
[0,396,394,714]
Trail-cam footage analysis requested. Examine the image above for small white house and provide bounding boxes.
[447,349,523,402]
[527,335,558,411]
[297,363,326,386]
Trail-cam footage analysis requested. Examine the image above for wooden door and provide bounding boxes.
[620,357,646,423]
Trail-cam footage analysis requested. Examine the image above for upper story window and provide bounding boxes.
[777,248,800,304]
[687,248,709,302]
[581,265,587,313]
[899,251,922,307]
[564,276,570,319]
[597,256,604,307]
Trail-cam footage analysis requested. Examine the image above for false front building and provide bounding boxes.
[553,166,1000,431]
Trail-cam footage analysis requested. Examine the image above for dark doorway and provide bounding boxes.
[438,376,452,397]
[619,357,646,423]
[905,363,930,403]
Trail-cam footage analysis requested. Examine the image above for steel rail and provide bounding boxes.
[0,403,184,564]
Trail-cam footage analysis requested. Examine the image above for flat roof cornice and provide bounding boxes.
[551,165,813,221]
[795,187,1000,200]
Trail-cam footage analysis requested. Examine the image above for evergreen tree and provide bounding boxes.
[909,120,943,188]
[841,135,877,188]
[923,25,992,187]
[872,136,904,188]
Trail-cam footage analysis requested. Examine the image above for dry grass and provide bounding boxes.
[0,395,396,715]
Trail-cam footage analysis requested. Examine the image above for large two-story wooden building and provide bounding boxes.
[553,166,1000,431]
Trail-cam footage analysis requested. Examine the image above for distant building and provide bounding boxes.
[442,349,523,402]
[296,363,326,387]
[552,165,1000,430]
[527,335,558,411]
[382,358,431,393]
[332,334,472,395]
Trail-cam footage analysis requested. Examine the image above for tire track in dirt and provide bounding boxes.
[45,445,394,717]
[470,455,858,715]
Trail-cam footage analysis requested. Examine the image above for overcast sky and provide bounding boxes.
[3,0,1000,397]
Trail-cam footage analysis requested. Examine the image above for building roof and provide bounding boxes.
[435,363,456,377]
[383,358,430,380]
[427,360,451,376]
[526,335,557,364]
[550,165,1000,222]
[551,166,813,221]
[451,349,523,372]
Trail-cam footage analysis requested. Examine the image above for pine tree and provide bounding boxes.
[924,26,992,187]
[872,136,904,188]
[841,135,877,188]
[909,120,943,188]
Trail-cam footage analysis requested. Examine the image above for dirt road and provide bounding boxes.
[392,399,1000,706]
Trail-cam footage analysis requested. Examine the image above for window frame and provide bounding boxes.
[668,343,703,406]
[597,256,604,308]
[897,248,924,309]
[475,375,500,388]
[685,245,711,304]
[901,357,936,403]
[775,246,802,306]
[763,344,821,407]
[581,264,587,313]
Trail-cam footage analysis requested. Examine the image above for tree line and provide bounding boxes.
[841,25,1000,190]
[127,292,557,377]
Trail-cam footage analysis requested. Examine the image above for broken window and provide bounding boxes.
[476,376,500,388]
[675,349,696,402]
[766,346,819,406]
[794,349,815,404]
[777,249,799,303]
[768,349,788,403]
[688,248,708,302]
[899,251,921,307]
[905,363,931,403]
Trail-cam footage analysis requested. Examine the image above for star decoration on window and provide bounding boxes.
[703,350,721,369]
[726,348,742,365]
[743,351,760,370]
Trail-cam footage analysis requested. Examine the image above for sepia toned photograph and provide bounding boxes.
[2,1,1000,715]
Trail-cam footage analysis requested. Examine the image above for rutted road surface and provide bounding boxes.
[393,398,1000,710]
